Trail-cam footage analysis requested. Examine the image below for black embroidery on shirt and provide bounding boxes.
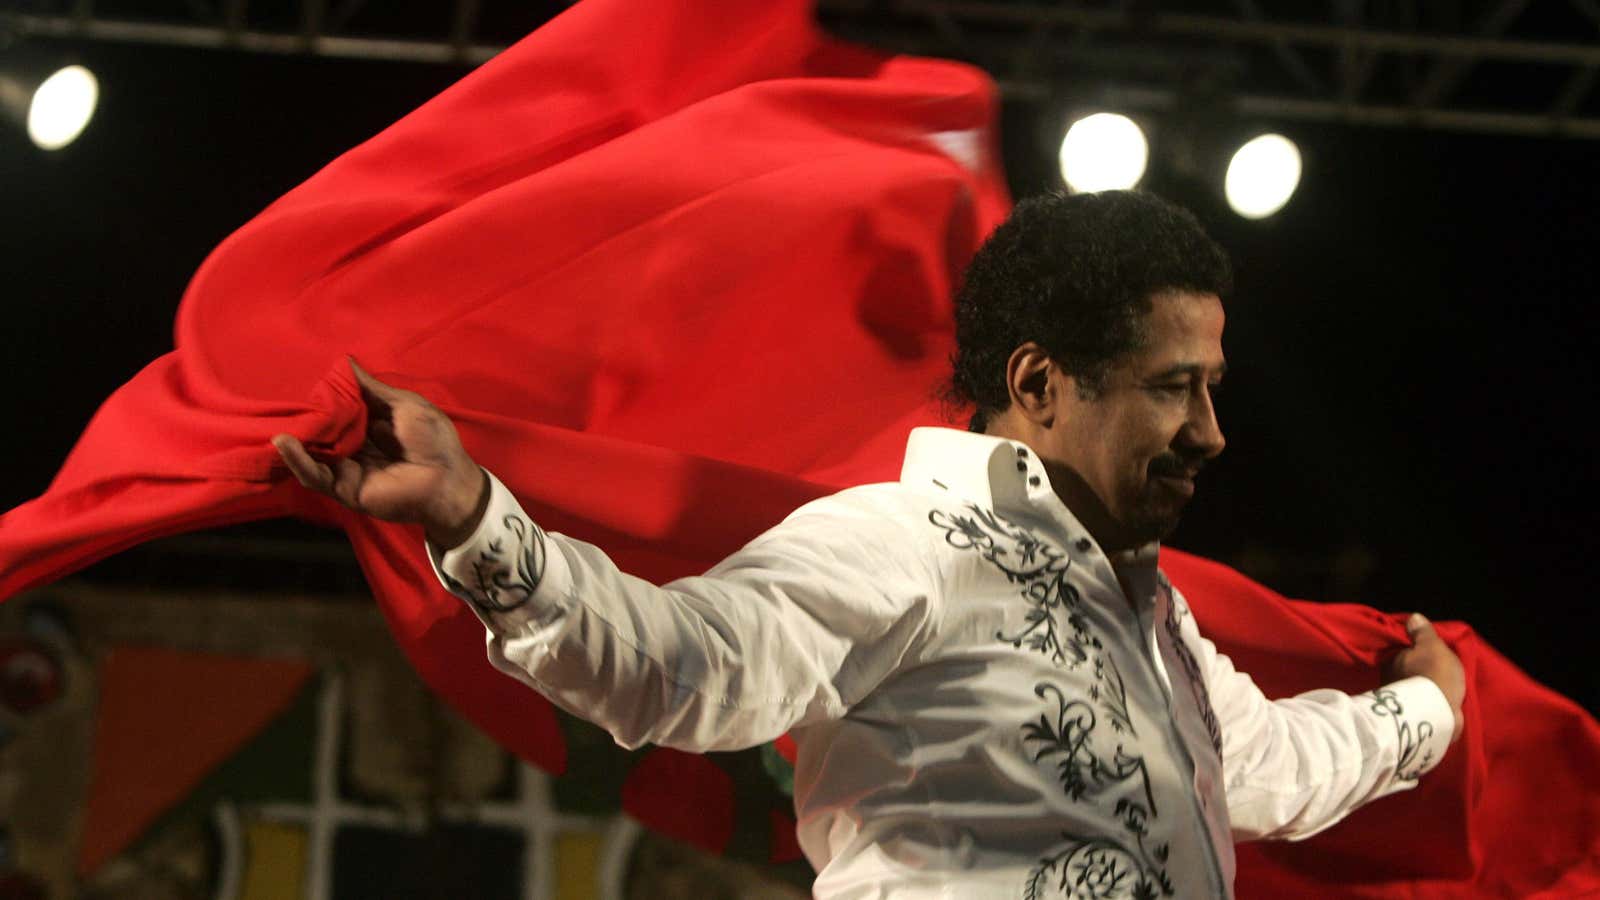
[1370,688,1436,781]
[1022,684,1174,899]
[928,505,1099,669]
[1024,832,1173,900]
[444,513,545,614]
[1092,654,1136,738]
[1024,684,1153,808]
[1157,581,1223,757]
[928,504,1134,737]
[925,503,1174,898]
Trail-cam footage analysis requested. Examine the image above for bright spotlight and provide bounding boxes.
[1225,133,1301,219]
[27,65,99,151]
[1059,112,1148,193]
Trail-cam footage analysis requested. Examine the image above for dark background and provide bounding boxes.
[2,35,1595,713]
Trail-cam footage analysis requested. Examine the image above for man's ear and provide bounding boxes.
[1004,343,1059,425]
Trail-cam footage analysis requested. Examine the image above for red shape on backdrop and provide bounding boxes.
[77,647,314,875]
[773,732,799,767]
[770,809,805,864]
[620,748,736,854]
[0,0,1593,895]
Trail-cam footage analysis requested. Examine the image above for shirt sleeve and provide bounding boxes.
[1169,592,1456,842]
[427,471,940,753]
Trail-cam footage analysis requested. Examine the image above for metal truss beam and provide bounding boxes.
[6,1,1599,139]
[9,13,504,64]
[887,2,1600,67]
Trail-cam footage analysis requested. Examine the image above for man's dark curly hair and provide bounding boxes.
[947,190,1233,432]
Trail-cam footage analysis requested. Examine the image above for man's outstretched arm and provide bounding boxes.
[1168,591,1464,842]
[273,361,939,753]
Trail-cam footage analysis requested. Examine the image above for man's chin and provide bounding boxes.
[1124,503,1185,545]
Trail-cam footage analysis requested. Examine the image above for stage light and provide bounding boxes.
[1224,133,1301,219]
[1059,112,1148,193]
[1,57,101,151]
[27,65,99,151]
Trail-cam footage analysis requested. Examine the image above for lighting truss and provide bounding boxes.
[5,0,1599,138]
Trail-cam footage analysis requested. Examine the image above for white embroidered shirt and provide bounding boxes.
[428,427,1454,899]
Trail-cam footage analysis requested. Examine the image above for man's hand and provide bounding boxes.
[1383,613,1466,744]
[271,360,489,549]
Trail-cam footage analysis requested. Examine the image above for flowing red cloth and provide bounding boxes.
[1,0,1594,894]
[0,0,1009,773]
[1159,550,1600,899]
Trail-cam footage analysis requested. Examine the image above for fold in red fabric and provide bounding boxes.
[1,0,1594,895]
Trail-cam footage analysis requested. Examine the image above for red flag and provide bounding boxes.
[1160,550,1600,899]
[0,0,1010,774]
[1,0,1594,895]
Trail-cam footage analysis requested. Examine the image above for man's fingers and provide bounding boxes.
[349,358,407,407]
[1406,613,1433,639]
[271,434,374,514]
[327,456,367,510]
[272,434,334,493]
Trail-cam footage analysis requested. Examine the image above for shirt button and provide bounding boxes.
[1016,447,1028,457]
[1016,461,1027,472]
[1028,475,1041,486]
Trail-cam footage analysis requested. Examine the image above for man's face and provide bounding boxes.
[1042,290,1227,548]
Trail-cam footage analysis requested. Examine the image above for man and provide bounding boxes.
[273,190,1465,898]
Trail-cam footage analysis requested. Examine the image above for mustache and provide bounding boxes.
[1148,453,1207,479]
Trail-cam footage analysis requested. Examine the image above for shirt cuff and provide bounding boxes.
[1364,674,1455,782]
[426,470,572,624]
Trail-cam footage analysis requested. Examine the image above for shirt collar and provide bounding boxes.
[899,426,1053,511]
[899,426,1162,584]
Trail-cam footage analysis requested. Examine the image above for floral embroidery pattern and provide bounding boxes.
[1092,653,1137,738]
[1370,687,1435,781]
[929,506,1098,669]
[1022,684,1173,899]
[441,514,545,613]
[1024,832,1173,900]
[1157,582,1223,757]
[926,503,1173,898]
[1022,684,1151,805]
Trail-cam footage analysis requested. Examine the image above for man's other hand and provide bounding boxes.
[1384,613,1466,744]
[271,360,490,549]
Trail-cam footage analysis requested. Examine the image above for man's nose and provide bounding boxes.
[1183,389,1226,459]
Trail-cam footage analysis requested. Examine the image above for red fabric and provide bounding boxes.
[620,749,736,853]
[1159,550,1600,899]
[0,0,1007,776]
[1,0,1595,894]
[771,810,805,864]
